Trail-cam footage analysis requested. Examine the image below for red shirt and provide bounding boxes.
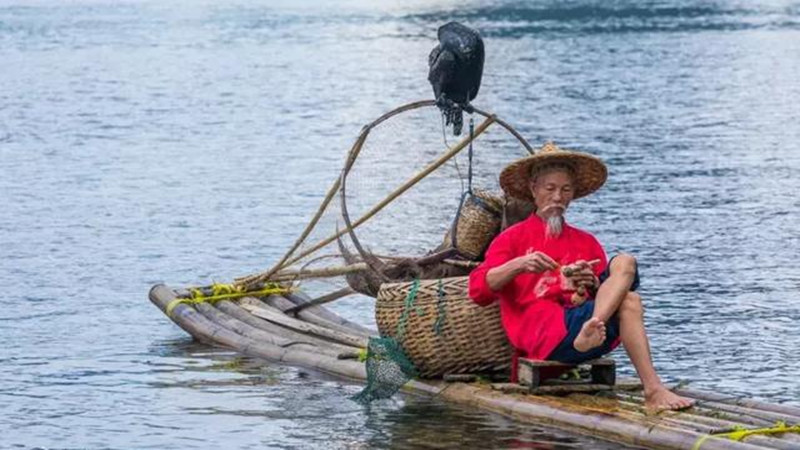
[468,214,607,360]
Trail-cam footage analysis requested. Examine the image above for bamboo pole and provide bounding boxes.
[283,287,355,316]
[442,258,480,269]
[673,388,800,420]
[269,263,367,282]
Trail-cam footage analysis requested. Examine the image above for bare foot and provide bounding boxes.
[573,317,606,352]
[645,386,695,413]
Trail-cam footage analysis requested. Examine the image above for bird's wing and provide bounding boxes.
[427,48,456,100]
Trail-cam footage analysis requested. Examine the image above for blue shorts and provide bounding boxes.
[546,255,640,365]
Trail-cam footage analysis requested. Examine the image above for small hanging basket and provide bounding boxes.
[375,276,513,378]
[443,189,504,260]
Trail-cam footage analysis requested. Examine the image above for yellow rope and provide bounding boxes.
[692,421,800,449]
[166,283,291,317]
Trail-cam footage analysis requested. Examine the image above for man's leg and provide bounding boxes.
[573,254,636,352]
[618,292,694,411]
[593,253,637,322]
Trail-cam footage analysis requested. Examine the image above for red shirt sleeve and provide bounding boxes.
[468,228,517,306]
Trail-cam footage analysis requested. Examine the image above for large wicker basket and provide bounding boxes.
[375,276,513,378]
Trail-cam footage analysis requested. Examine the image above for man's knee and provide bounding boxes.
[610,253,637,276]
[620,292,644,316]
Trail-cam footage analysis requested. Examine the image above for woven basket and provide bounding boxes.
[376,276,513,378]
[444,190,503,260]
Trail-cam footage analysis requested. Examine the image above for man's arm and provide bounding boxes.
[486,251,558,292]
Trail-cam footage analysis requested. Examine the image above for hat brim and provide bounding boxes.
[499,152,607,201]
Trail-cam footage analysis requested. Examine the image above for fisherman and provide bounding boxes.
[468,142,694,412]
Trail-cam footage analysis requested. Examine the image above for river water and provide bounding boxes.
[2,1,799,449]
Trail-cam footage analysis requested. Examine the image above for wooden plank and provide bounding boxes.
[519,357,615,367]
[530,384,614,395]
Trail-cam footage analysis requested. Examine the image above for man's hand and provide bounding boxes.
[514,251,559,274]
[562,259,600,290]
[486,250,558,292]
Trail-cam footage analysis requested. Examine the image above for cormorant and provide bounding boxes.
[427,22,485,136]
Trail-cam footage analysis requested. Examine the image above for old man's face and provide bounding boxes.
[529,169,575,237]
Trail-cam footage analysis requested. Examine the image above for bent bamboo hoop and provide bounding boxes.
[149,283,794,450]
[238,101,535,288]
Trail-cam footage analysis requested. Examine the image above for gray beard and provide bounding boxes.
[545,213,564,238]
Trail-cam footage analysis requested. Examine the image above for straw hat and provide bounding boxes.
[499,142,607,201]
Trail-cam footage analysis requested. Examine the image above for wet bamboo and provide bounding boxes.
[262,294,374,341]
[673,388,800,420]
[613,401,722,434]
[149,284,367,380]
[194,302,295,348]
[195,303,352,359]
[613,400,798,450]
[615,397,764,431]
[239,298,368,348]
[283,292,376,337]
[264,294,374,341]
[213,300,358,355]
[626,391,799,428]
[436,384,765,450]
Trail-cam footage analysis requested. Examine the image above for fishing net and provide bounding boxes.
[234,100,533,402]
[351,336,418,404]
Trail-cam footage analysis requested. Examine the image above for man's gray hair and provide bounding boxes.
[530,162,577,184]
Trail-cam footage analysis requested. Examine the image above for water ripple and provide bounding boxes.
[2,0,799,449]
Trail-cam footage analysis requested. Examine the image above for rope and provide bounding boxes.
[467,116,474,195]
[395,278,424,342]
[692,421,800,449]
[166,283,291,317]
[433,278,447,335]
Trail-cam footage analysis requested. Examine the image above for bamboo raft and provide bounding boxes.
[149,284,800,450]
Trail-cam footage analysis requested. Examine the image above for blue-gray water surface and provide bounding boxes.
[2,1,799,449]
